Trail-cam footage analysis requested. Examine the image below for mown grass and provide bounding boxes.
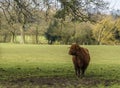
[0,43,120,87]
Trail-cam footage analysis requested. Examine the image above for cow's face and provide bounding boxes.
[69,43,80,55]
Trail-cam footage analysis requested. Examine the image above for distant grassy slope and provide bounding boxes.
[0,43,120,81]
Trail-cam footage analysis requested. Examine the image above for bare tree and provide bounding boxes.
[55,0,108,22]
[0,0,40,44]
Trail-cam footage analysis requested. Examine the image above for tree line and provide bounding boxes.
[0,0,120,45]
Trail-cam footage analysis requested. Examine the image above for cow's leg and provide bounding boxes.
[81,69,85,76]
[74,65,78,76]
[72,57,78,76]
[81,65,88,76]
[77,68,80,77]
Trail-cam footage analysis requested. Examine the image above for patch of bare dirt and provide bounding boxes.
[0,77,120,88]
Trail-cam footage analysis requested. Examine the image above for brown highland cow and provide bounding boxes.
[69,43,90,77]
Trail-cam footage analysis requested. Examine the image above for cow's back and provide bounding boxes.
[80,47,90,65]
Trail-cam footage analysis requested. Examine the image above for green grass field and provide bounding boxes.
[0,43,120,88]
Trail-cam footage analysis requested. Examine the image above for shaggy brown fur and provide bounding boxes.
[69,43,90,77]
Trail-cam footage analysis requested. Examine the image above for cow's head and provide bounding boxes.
[69,43,80,56]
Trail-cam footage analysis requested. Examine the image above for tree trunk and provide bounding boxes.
[48,40,53,45]
[20,25,25,44]
[11,31,15,43]
[35,27,39,44]
[3,33,7,42]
